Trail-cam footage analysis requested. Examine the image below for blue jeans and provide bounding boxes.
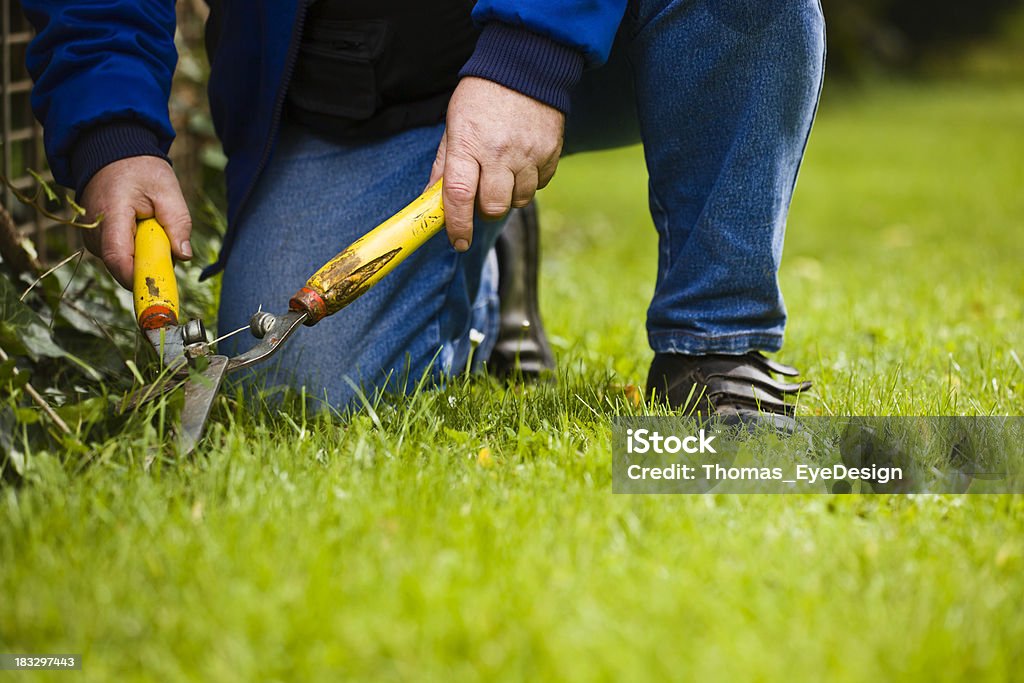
[219,0,826,407]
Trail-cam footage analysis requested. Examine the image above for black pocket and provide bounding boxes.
[288,19,389,120]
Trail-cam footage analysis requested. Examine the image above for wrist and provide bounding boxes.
[459,22,585,114]
[70,122,170,196]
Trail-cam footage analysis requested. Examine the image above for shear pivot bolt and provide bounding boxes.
[250,311,277,339]
[182,319,208,346]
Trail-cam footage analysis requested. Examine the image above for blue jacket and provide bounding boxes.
[21,0,627,277]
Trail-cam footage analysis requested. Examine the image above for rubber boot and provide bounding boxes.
[488,202,556,379]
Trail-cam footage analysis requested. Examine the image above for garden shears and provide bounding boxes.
[131,180,446,454]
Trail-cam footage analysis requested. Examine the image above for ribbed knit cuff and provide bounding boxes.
[70,122,170,196]
[459,22,585,114]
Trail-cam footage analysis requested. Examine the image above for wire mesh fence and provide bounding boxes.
[1,0,70,265]
[0,0,220,268]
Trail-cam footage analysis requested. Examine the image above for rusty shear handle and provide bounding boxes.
[289,180,446,324]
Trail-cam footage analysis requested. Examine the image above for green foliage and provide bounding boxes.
[0,189,223,479]
[0,276,67,360]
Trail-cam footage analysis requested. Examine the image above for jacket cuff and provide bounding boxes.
[459,22,585,114]
[70,122,170,196]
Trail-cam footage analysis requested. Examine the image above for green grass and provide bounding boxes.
[3,79,1024,681]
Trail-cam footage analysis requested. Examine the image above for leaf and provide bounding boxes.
[55,396,109,427]
[14,407,41,425]
[443,427,471,445]
[49,330,120,381]
[0,406,26,476]
[61,351,103,382]
[0,358,18,382]
[125,360,146,385]
[27,168,58,202]
[5,369,31,391]
[60,434,91,457]
[0,275,67,360]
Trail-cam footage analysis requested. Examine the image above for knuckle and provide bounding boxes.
[492,139,512,158]
[446,210,471,228]
[444,181,476,204]
[447,223,472,239]
[480,200,509,216]
[101,247,125,267]
[168,213,193,233]
[446,120,481,145]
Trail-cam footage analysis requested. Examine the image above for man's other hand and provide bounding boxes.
[80,157,192,289]
[429,77,564,252]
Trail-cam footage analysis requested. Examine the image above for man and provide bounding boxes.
[22,0,822,425]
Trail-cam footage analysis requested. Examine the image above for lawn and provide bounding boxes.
[1,79,1023,681]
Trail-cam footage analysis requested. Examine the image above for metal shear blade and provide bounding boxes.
[173,310,308,454]
[178,355,229,455]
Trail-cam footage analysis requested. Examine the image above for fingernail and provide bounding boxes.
[453,239,469,252]
[181,240,193,258]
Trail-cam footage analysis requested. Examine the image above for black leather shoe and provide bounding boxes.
[646,352,812,432]
[488,202,556,379]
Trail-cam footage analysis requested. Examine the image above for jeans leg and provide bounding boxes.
[635,0,825,353]
[567,0,825,355]
[218,123,503,409]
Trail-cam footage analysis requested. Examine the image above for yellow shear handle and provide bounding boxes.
[289,179,446,324]
[133,218,179,330]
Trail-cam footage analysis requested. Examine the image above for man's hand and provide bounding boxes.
[80,156,192,289]
[428,77,564,252]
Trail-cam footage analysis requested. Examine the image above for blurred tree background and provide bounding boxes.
[168,0,220,208]
[821,0,1024,75]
